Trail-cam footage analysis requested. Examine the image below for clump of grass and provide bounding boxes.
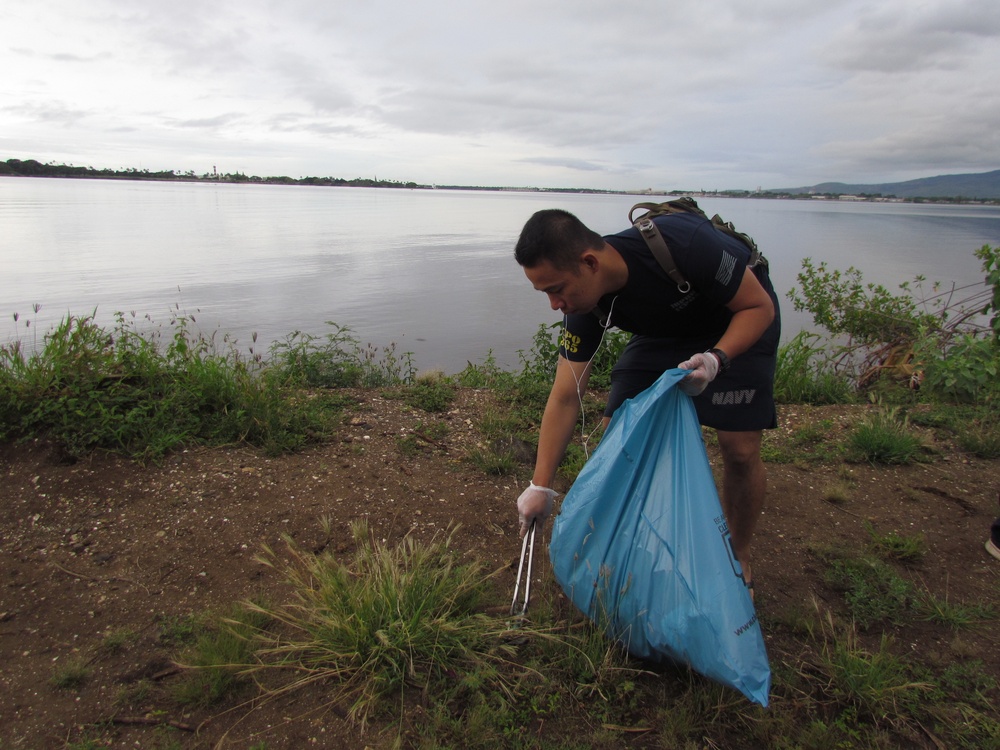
[101,627,139,654]
[464,404,537,476]
[864,522,927,564]
[50,657,91,690]
[804,610,932,730]
[910,404,1000,458]
[395,420,450,457]
[404,371,456,412]
[455,351,514,389]
[954,417,1000,458]
[847,407,926,465]
[173,603,272,708]
[247,520,512,728]
[819,550,913,629]
[466,445,518,475]
[774,332,856,405]
[157,613,201,647]
[915,588,997,630]
[266,322,415,388]
[764,418,842,464]
[821,479,854,505]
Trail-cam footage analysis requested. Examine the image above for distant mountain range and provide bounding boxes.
[771,169,1000,200]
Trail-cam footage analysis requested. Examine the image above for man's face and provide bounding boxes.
[523,258,601,315]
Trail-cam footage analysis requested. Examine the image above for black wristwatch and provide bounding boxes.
[706,347,731,373]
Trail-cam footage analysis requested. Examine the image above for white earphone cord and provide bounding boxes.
[565,295,618,460]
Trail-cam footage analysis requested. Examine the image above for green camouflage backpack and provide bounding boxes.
[629,196,767,293]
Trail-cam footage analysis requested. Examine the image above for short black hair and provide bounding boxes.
[514,209,604,271]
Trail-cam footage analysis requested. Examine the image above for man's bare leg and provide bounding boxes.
[715,429,766,590]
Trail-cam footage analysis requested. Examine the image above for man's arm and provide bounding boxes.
[532,355,593,487]
[713,268,775,359]
[678,268,775,395]
[516,354,593,536]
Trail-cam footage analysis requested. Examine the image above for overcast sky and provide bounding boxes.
[3,0,999,191]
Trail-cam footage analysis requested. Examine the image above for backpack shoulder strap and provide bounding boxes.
[630,199,699,293]
[633,215,691,293]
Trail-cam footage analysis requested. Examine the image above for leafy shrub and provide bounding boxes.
[917,332,1000,403]
[787,245,1000,402]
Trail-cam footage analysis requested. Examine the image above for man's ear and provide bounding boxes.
[580,251,600,272]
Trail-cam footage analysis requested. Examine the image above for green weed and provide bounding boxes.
[819,551,913,629]
[101,627,139,654]
[864,522,927,564]
[848,407,926,465]
[466,445,519,475]
[172,603,272,708]
[0,312,347,460]
[247,520,511,729]
[404,371,456,412]
[820,630,931,729]
[915,589,997,630]
[821,479,854,505]
[266,322,415,388]
[50,657,90,690]
[775,331,855,404]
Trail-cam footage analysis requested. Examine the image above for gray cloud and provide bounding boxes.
[2,0,998,189]
[172,113,245,130]
[4,101,93,126]
[518,157,606,172]
[823,0,1000,72]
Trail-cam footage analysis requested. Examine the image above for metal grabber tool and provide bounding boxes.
[510,520,537,618]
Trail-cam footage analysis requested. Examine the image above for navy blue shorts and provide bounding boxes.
[606,333,779,431]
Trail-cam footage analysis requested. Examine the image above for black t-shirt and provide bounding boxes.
[559,212,755,362]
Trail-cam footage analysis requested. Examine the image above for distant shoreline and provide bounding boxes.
[3,158,999,205]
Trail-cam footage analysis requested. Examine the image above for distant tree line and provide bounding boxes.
[2,157,996,203]
[0,158,424,189]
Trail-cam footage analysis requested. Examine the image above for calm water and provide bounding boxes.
[3,177,999,373]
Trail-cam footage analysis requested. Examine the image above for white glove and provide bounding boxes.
[517,482,559,538]
[677,351,720,396]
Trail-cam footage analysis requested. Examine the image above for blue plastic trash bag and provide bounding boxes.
[549,368,771,706]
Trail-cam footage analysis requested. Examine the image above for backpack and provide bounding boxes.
[629,197,767,293]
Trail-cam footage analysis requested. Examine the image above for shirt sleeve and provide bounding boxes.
[559,313,604,362]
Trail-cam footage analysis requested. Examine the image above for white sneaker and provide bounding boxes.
[987,537,1000,562]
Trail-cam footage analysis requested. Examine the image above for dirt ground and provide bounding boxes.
[1,387,999,749]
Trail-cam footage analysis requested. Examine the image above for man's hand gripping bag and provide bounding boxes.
[549,369,771,706]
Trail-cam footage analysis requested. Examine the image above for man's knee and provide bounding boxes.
[716,430,763,470]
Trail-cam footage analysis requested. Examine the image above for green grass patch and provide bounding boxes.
[847,407,927,465]
[914,590,997,630]
[774,331,856,405]
[50,657,91,690]
[817,550,913,629]
[247,520,512,729]
[403,371,457,412]
[809,616,932,731]
[173,603,273,708]
[155,526,1000,749]
[864,522,927,564]
[763,418,841,463]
